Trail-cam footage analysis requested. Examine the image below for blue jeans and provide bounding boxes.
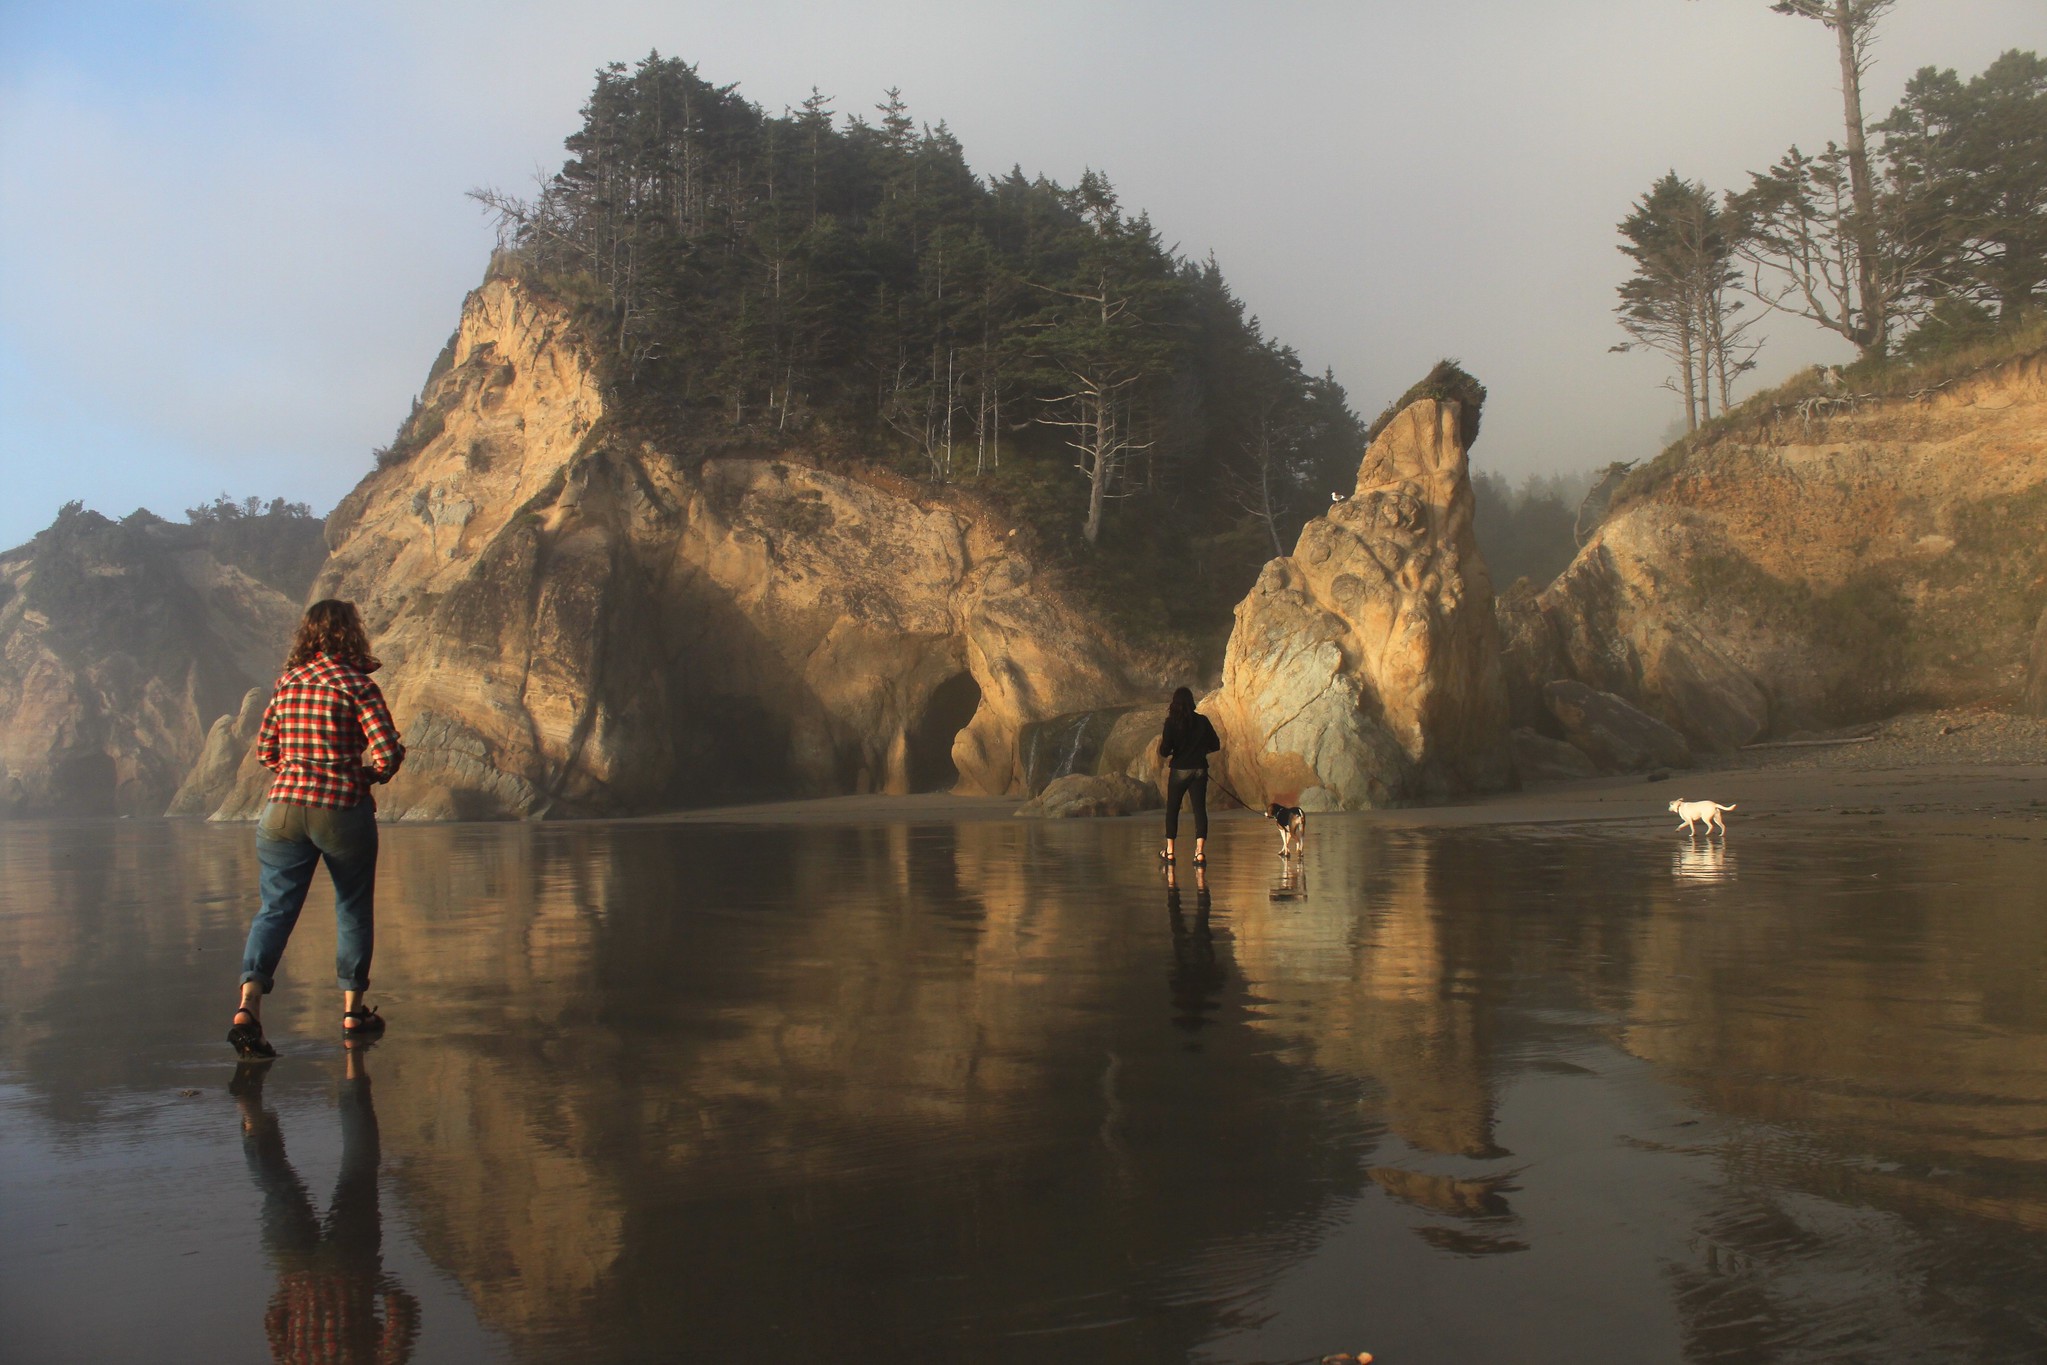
[241,798,379,993]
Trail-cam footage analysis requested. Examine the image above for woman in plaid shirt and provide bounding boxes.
[228,600,406,1058]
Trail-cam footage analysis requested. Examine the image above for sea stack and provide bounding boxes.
[1205,367,1515,809]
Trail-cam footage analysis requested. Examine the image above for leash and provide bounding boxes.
[1204,768,1255,813]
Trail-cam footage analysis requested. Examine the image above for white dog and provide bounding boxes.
[1669,798,1736,836]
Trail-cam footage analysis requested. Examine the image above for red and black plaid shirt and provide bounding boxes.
[257,653,406,810]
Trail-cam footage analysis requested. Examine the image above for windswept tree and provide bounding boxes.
[1726,1,1953,357]
[1613,173,1758,429]
[1766,1,1896,350]
[1880,49,2047,323]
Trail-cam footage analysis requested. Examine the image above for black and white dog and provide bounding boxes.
[1265,803,1307,857]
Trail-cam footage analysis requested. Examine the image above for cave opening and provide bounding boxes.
[905,672,982,793]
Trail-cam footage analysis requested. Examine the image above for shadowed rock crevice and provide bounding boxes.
[907,672,981,793]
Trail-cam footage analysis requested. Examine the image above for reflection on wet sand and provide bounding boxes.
[1672,838,1734,883]
[5,817,2047,1361]
[345,822,1371,1360]
[1621,832,2047,1357]
[1165,866,1223,1036]
[234,1053,418,1365]
[1229,832,1506,1162]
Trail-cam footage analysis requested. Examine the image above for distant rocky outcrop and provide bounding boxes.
[167,686,269,816]
[1506,353,2047,747]
[1204,377,1515,810]
[206,273,1163,820]
[0,507,315,817]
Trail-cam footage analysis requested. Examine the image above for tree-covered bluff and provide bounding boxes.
[463,53,1366,651]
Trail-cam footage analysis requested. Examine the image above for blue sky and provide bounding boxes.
[3,0,2043,552]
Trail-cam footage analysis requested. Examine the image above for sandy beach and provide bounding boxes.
[656,706,2047,833]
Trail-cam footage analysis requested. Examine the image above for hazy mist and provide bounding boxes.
[3,0,2041,550]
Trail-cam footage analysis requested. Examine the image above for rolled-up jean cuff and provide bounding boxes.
[240,970,275,993]
[337,976,370,991]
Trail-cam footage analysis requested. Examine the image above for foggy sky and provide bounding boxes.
[3,0,2042,552]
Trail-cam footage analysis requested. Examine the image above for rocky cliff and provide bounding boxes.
[208,273,1160,820]
[1204,391,1515,809]
[1505,354,2047,748]
[0,508,313,817]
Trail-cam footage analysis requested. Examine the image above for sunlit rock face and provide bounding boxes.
[1509,353,2047,746]
[0,512,303,817]
[1205,398,1514,810]
[204,274,1154,819]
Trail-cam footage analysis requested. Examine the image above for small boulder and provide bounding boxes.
[1542,679,1693,771]
[1015,772,1161,819]
[1510,727,1599,783]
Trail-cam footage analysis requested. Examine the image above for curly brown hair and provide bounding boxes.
[285,599,378,671]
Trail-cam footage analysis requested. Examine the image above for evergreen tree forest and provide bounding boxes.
[472,54,1368,650]
[1613,18,2047,428]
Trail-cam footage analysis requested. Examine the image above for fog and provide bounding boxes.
[2,0,2041,550]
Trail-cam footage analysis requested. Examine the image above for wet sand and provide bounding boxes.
[6,713,2047,1363]
[662,736,2047,835]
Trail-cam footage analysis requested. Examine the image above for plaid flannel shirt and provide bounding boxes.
[257,654,406,810]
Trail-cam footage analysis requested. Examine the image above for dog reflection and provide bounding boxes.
[1269,861,1308,901]
[1165,866,1224,1034]
[1673,839,1735,884]
[232,1052,418,1365]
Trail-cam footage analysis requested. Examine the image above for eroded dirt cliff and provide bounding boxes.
[1506,354,2047,748]
[208,274,1159,819]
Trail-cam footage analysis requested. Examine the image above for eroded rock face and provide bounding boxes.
[0,510,306,817]
[1519,355,2047,745]
[1542,680,1692,772]
[208,275,1156,820]
[1204,398,1514,810]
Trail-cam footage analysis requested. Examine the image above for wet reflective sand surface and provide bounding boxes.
[4,812,2046,1363]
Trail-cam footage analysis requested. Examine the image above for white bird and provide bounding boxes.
[1330,491,1348,503]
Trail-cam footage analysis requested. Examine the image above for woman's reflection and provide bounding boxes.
[1165,864,1225,1037]
[231,1051,419,1365]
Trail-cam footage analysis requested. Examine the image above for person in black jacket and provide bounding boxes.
[1157,686,1221,865]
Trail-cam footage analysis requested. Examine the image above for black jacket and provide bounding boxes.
[1158,712,1221,770]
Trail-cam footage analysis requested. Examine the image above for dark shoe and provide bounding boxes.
[227,1007,276,1059]
[1158,850,1174,864]
[341,1006,386,1040]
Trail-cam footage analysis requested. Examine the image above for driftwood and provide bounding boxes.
[1740,735,1878,750]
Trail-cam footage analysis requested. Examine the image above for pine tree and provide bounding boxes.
[1613,174,1756,429]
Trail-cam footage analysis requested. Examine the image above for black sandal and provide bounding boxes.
[341,1006,386,1039]
[1158,851,1174,864]
[227,1006,276,1059]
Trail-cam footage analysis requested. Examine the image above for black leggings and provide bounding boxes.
[1165,768,1209,840]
